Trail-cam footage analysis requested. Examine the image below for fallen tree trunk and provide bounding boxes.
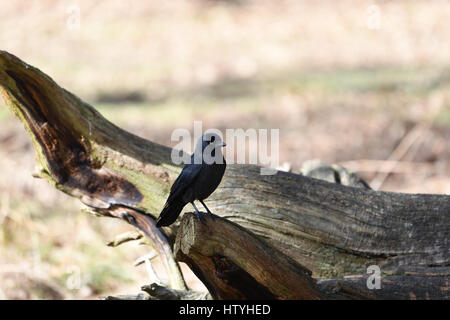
[1,50,449,299]
[174,212,323,300]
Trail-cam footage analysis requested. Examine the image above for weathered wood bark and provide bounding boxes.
[1,50,449,299]
[174,212,323,299]
[104,283,211,300]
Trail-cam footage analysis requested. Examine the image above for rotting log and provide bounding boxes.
[174,212,323,300]
[1,50,449,299]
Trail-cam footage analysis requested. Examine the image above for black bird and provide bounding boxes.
[156,132,227,227]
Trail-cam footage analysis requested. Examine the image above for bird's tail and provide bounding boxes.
[156,199,185,227]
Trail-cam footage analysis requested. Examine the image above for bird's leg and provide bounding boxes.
[199,200,216,221]
[191,201,206,224]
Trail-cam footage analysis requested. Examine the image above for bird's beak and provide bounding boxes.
[220,142,227,147]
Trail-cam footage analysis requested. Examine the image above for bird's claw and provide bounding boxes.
[194,211,207,225]
[207,210,216,221]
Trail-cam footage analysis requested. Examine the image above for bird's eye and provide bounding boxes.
[210,136,215,143]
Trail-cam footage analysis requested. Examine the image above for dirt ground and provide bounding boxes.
[0,0,449,299]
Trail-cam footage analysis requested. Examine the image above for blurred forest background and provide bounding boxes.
[0,0,449,299]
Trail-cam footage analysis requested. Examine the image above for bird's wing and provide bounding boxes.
[166,160,202,203]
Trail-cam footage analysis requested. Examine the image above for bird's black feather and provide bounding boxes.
[156,197,186,227]
[166,155,202,202]
[156,133,226,227]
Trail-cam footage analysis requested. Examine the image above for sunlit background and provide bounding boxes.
[0,0,449,299]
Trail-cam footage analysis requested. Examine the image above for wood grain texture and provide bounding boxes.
[174,212,323,300]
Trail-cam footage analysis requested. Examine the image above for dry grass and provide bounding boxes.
[0,0,449,299]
